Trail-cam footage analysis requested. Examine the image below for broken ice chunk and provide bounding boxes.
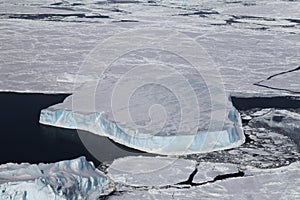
[250,109,300,146]
[107,156,196,187]
[0,157,112,200]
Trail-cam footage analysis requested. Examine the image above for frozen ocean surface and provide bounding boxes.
[0,0,299,97]
[107,156,300,200]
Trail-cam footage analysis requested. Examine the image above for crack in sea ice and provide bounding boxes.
[176,165,245,187]
[254,66,300,94]
[102,159,246,199]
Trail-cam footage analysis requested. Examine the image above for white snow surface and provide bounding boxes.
[0,157,112,200]
[0,0,299,97]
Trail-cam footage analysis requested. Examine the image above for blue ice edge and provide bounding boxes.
[0,156,113,199]
[39,103,245,155]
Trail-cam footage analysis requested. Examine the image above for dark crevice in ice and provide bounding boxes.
[103,165,247,195]
[0,13,110,21]
[265,66,300,80]
[178,10,219,16]
[176,167,198,186]
[243,2,257,6]
[112,19,139,23]
[232,15,276,21]
[190,171,245,186]
[177,166,245,187]
[250,27,269,31]
[50,2,85,7]
[219,15,277,27]
[207,171,245,182]
[253,66,300,94]
[71,3,86,6]
[42,6,77,11]
[147,0,157,4]
[225,1,243,4]
[286,19,300,24]
[95,0,141,5]
[50,2,64,6]
[110,8,131,13]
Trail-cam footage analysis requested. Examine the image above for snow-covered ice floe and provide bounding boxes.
[107,156,197,187]
[107,157,300,200]
[0,157,112,200]
[107,156,240,187]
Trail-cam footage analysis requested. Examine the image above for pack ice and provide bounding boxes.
[0,157,112,200]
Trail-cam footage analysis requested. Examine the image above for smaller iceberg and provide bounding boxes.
[0,157,112,200]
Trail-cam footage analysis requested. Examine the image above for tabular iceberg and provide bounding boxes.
[0,157,112,200]
[39,45,245,155]
[40,96,244,155]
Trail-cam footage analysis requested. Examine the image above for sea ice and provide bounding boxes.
[109,161,300,200]
[0,0,299,97]
[106,156,241,187]
[107,156,196,187]
[0,157,112,200]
